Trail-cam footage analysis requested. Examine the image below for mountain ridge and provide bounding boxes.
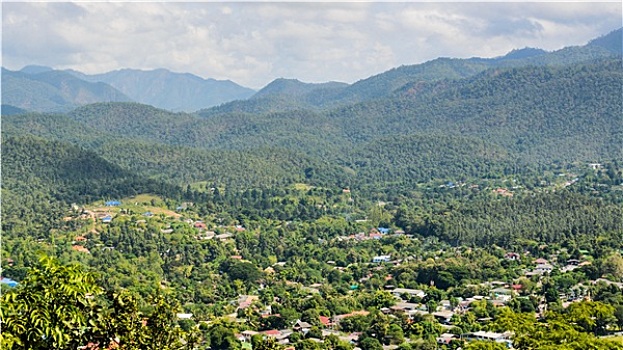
[68,67,256,112]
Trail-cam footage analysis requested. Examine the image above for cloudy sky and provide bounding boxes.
[2,1,621,89]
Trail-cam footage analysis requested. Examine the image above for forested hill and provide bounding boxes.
[1,135,182,238]
[4,58,621,192]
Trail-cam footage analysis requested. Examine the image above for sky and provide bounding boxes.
[2,1,621,89]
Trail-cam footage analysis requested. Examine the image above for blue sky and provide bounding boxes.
[2,1,621,89]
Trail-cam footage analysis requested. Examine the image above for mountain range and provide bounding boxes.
[2,28,620,114]
[1,28,621,198]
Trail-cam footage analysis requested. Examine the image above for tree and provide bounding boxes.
[567,301,617,335]
[386,324,405,345]
[615,305,623,330]
[1,256,104,349]
[253,337,283,350]
[359,337,383,350]
[601,253,623,280]
[464,341,508,350]
[0,256,192,350]
[206,324,239,350]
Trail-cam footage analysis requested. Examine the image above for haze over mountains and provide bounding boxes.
[2,28,620,114]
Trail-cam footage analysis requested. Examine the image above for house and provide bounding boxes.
[505,252,521,261]
[237,295,259,310]
[105,200,121,207]
[534,258,549,265]
[462,331,513,347]
[75,236,87,242]
[392,302,420,313]
[339,333,361,344]
[534,263,554,274]
[432,310,454,324]
[0,277,19,288]
[194,222,207,229]
[437,333,457,346]
[392,288,426,299]
[378,227,390,235]
[319,316,332,328]
[491,287,512,296]
[197,231,215,240]
[373,255,391,263]
[176,313,193,320]
[293,320,312,333]
[262,330,282,338]
[101,215,112,223]
[215,233,234,240]
[493,188,513,197]
[241,330,259,342]
[439,299,453,310]
[72,245,90,254]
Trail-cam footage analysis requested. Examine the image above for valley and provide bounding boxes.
[1,28,622,350]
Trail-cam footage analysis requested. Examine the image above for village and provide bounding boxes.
[46,190,623,350]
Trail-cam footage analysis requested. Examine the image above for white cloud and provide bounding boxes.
[2,2,621,89]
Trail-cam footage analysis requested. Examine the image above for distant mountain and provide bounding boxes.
[72,68,256,112]
[587,28,622,55]
[1,104,28,115]
[199,28,622,115]
[18,65,54,74]
[1,68,132,112]
[251,78,348,99]
[199,79,348,116]
[496,47,548,60]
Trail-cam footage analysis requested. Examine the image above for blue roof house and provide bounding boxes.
[0,277,19,288]
[105,200,121,206]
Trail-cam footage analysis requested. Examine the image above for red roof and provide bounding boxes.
[262,330,281,337]
[72,245,90,254]
[319,315,332,326]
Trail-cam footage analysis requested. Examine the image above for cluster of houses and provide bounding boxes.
[338,227,406,242]
[223,283,516,349]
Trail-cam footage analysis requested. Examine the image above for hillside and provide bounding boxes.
[0,135,183,238]
[5,58,621,195]
[1,68,132,112]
